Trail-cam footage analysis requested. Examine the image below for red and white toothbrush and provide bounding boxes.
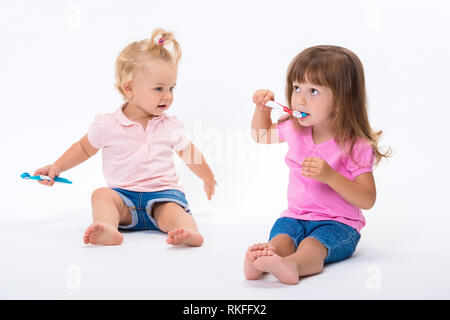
[265,101,308,119]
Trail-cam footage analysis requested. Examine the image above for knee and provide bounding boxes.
[153,202,182,218]
[153,202,191,230]
[269,234,296,257]
[298,237,328,258]
[91,187,114,203]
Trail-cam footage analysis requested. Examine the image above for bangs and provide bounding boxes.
[287,50,332,88]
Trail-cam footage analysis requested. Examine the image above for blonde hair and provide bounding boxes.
[114,28,182,100]
[284,45,391,166]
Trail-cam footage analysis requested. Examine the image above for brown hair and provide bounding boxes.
[114,28,182,100]
[285,45,391,165]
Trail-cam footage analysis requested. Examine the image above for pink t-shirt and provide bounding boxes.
[277,118,375,232]
[87,104,190,193]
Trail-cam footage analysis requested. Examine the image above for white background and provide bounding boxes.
[1,0,449,299]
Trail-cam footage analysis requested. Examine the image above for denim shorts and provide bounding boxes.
[112,188,191,231]
[269,217,361,264]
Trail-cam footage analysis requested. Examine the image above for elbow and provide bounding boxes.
[250,131,258,143]
[361,194,376,210]
[250,127,262,143]
[250,127,269,144]
[361,203,374,210]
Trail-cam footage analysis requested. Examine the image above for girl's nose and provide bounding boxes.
[162,92,173,102]
[294,96,306,107]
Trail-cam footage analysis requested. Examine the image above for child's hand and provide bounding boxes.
[203,178,217,200]
[253,89,274,112]
[33,164,62,187]
[301,157,335,184]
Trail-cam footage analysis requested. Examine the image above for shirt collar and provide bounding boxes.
[114,103,167,127]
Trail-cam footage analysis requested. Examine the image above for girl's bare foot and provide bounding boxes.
[253,249,299,285]
[83,222,123,245]
[244,243,276,280]
[244,244,264,280]
[166,227,204,247]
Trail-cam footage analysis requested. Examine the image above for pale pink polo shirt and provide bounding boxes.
[87,104,190,193]
[277,118,375,232]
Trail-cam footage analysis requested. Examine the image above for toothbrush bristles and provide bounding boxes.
[293,111,302,118]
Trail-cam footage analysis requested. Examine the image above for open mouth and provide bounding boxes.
[293,110,310,119]
[157,104,167,109]
[300,112,310,118]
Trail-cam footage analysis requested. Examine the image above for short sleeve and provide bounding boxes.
[344,139,376,178]
[87,114,105,149]
[168,116,190,151]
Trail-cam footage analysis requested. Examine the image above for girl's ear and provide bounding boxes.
[121,82,133,98]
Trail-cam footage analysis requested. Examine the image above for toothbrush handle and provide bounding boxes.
[39,175,72,184]
[54,176,72,184]
[265,100,281,110]
[281,106,293,115]
[265,101,293,115]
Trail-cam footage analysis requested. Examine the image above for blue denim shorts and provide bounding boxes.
[112,188,191,231]
[269,217,361,264]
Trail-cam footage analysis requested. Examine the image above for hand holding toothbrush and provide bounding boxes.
[31,163,65,186]
[253,89,307,119]
[252,89,289,144]
[253,89,275,113]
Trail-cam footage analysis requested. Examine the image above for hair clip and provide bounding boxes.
[158,37,165,45]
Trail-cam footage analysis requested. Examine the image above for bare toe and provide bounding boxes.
[167,228,203,247]
[244,247,264,280]
[83,222,123,246]
[254,253,299,285]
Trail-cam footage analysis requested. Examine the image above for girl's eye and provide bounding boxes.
[154,87,163,91]
[311,88,319,95]
[170,87,175,92]
[293,85,300,93]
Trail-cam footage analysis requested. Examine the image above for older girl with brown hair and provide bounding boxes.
[245,45,391,284]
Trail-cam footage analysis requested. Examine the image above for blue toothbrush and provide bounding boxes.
[20,172,73,184]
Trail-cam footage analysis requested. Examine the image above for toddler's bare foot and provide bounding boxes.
[83,222,123,246]
[253,249,299,285]
[244,243,269,280]
[166,227,204,247]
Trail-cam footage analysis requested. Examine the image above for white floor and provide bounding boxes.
[1,210,449,300]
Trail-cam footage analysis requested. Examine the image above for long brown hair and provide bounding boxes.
[285,45,391,165]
